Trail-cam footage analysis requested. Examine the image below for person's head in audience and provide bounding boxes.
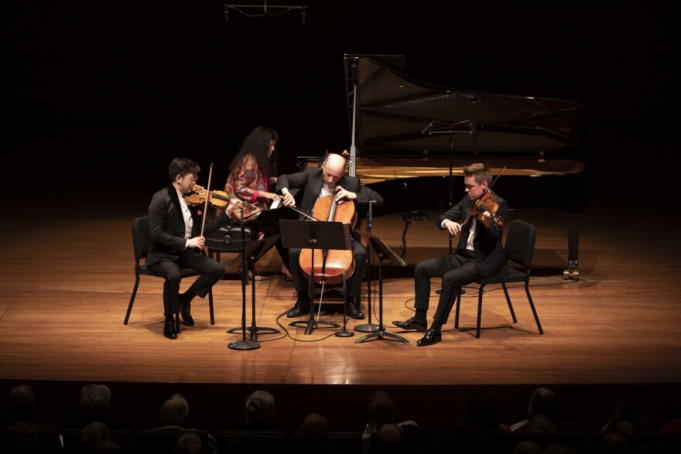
[526,413,557,449]
[376,423,406,454]
[9,384,36,421]
[600,431,632,454]
[366,390,396,432]
[161,394,190,427]
[528,387,560,421]
[174,432,204,454]
[95,440,120,453]
[80,384,112,424]
[7,421,39,451]
[7,436,42,454]
[604,397,650,432]
[244,389,277,430]
[513,439,542,454]
[465,386,504,430]
[8,420,38,438]
[613,420,638,439]
[543,442,580,454]
[301,412,330,451]
[81,421,110,454]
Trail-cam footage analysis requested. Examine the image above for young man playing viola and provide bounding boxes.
[392,162,508,346]
[277,153,383,320]
[147,158,242,339]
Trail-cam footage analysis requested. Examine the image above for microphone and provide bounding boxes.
[223,4,229,23]
[421,121,434,135]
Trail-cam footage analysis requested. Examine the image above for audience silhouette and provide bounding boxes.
[3,384,61,453]
[1,383,679,454]
[145,393,217,454]
[298,412,333,454]
[362,390,418,454]
[243,390,278,431]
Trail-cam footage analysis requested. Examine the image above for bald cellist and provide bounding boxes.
[278,153,383,320]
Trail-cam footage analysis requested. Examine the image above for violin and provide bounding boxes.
[185,185,253,211]
[299,194,357,285]
[470,190,504,226]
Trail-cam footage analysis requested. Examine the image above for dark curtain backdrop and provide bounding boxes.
[1,0,677,201]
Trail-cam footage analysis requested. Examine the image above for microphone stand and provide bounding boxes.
[229,206,259,351]
[354,201,379,334]
[354,231,408,344]
[426,118,474,295]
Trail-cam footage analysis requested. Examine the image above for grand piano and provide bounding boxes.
[341,54,590,280]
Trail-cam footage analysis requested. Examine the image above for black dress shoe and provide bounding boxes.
[163,319,177,340]
[345,302,365,320]
[180,302,194,326]
[416,328,442,346]
[392,317,427,332]
[286,299,311,318]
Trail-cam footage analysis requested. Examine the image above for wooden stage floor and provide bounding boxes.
[1,190,680,389]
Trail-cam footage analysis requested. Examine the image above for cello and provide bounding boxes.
[298,193,357,285]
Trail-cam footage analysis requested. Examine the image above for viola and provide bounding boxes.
[299,194,357,285]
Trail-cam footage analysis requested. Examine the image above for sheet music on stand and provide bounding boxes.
[356,230,407,268]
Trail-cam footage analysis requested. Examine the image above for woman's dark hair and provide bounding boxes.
[230,125,279,177]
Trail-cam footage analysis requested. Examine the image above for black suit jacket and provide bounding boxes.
[276,166,383,232]
[147,185,230,266]
[436,191,508,277]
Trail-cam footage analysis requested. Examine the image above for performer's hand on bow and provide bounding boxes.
[187,236,206,250]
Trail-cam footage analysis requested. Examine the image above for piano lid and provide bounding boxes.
[344,54,589,160]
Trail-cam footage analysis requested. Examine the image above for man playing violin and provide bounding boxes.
[148,157,243,339]
[277,153,383,320]
[392,162,508,346]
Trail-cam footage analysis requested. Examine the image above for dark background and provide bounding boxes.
[1,0,678,206]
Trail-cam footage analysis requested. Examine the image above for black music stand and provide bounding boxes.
[228,212,259,351]
[227,234,282,343]
[279,219,350,336]
[354,231,409,344]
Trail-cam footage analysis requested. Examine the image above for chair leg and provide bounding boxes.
[476,285,485,338]
[124,276,141,325]
[525,282,543,334]
[454,287,462,328]
[501,283,518,323]
[208,288,215,325]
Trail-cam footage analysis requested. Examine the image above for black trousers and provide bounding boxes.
[414,250,481,325]
[149,249,226,316]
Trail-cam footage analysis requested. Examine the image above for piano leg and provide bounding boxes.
[563,212,581,281]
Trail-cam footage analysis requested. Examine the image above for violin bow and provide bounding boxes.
[200,163,214,237]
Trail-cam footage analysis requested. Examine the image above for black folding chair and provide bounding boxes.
[123,215,215,329]
[454,220,543,338]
